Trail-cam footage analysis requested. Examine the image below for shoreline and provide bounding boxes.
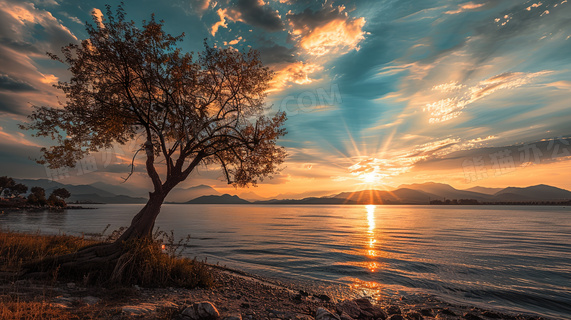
[0,231,557,320]
[2,262,555,320]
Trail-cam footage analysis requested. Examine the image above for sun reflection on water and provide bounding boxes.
[356,205,383,297]
[366,205,377,261]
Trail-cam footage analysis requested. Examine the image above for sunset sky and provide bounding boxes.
[1,0,570,199]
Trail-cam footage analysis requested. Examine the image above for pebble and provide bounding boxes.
[315,307,341,320]
[386,306,402,315]
[336,300,361,319]
[182,301,220,320]
[122,303,157,316]
[315,294,331,302]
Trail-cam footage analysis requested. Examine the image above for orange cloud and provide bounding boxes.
[0,126,41,147]
[91,8,104,29]
[424,71,550,123]
[0,1,77,41]
[287,5,367,56]
[268,61,323,92]
[445,1,486,14]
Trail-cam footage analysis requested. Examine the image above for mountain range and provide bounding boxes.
[12,179,571,205]
[184,183,571,205]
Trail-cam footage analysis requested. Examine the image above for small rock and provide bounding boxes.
[66,282,76,289]
[463,313,482,320]
[406,311,423,320]
[51,296,78,309]
[388,315,405,320]
[316,294,331,302]
[299,290,309,297]
[420,309,433,317]
[440,309,456,316]
[182,301,220,320]
[385,306,401,315]
[353,298,386,320]
[82,296,100,305]
[122,303,157,316]
[336,300,361,319]
[481,311,501,319]
[222,315,242,320]
[316,307,341,320]
[340,312,355,320]
[240,303,251,309]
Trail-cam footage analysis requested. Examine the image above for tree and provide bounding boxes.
[47,188,71,207]
[0,176,15,198]
[20,6,286,270]
[4,183,28,198]
[28,186,47,206]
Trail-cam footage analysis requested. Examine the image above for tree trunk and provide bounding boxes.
[21,190,169,280]
[116,191,166,242]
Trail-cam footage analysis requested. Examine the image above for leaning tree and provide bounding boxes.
[21,6,286,270]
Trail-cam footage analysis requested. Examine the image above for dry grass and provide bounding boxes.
[0,228,212,288]
[0,230,99,271]
[0,229,213,319]
[110,237,213,288]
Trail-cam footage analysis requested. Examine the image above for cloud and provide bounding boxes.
[0,0,77,47]
[174,0,213,17]
[341,137,467,184]
[223,36,243,46]
[287,4,367,56]
[0,74,36,92]
[211,8,229,36]
[526,2,543,11]
[268,61,322,91]
[0,0,78,116]
[210,0,283,35]
[0,126,41,147]
[257,44,297,64]
[445,1,487,14]
[424,71,550,123]
[60,11,82,24]
[91,8,104,28]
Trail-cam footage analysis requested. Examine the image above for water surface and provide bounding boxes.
[1,204,570,319]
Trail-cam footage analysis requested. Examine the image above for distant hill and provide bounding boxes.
[69,193,147,204]
[11,179,571,205]
[16,179,116,198]
[397,182,492,201]
[185,194,250,204]
[464,186,504,195]
[15,179,146,204]
[333,188,436,204]
[167,184,220,203]
[90,181,143,197]
[238,191,266,201]
[493,184,571,201]
[256,197,357,205]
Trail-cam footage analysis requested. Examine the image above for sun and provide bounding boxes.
[361,171,380,184]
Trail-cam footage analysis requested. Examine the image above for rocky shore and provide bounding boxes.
[1,265,551,320]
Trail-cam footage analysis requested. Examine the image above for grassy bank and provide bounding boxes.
[0,230,213,319]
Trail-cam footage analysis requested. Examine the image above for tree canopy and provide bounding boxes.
[21,5,287,240]
[21,5,286,196]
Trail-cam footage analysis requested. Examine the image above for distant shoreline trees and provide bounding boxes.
[0,176,71,209]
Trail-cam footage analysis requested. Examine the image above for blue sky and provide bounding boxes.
[1,0,570,198]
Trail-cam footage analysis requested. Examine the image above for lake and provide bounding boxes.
[1,204,570,319]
